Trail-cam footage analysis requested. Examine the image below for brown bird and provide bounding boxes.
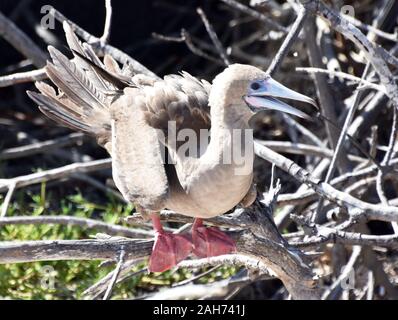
[27,23,316,272]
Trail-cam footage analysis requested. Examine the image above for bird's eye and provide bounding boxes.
[250,82,261,91]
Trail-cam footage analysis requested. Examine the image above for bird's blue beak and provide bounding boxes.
[244,76,317,119]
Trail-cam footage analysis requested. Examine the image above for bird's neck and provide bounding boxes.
[203,102,254,171]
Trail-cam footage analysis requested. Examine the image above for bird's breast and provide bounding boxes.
[192,169,253,217]
[166,162,253,219]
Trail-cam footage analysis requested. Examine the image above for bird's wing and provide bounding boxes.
[27,23,123,154]
[115,72,212,208]
[142,71,212,149]
[27,23,169,211]
[110,90,169,210]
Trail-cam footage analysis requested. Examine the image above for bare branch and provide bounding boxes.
[197,7,231,66]
[0,215,153,238]
[266,4,308,76]
[103,247,125,300]
[100,0,113,43]
[82,259,146,299]
[0,68,46,88]
[48,6,158,78]
[1,182,16,218]
[0,238,152,264]
[0,132,86,161]
[0,200,321,300]
[0,10,47,67]
[220,0,287,33]
[296,67,386,93]
[0,158,112,193]
[322,246,362,299]
[311,1,398,108]
[254,142,398,222]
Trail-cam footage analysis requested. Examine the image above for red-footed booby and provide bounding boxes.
[27,23,316,272]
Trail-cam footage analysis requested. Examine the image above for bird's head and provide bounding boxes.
[209,63,317,119]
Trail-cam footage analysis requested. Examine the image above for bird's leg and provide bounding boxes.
[148,213,193,272]
[191,218,236,258]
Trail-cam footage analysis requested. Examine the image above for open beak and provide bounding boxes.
[244,77,317,119]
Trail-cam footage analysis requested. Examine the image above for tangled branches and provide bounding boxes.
[1,0,398,300]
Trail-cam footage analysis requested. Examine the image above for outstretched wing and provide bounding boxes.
[27,22,118,153]
[27,22,169,211]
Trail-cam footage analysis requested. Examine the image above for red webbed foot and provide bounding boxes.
[148,214,193,272]
[191,218,236,258]
[149,232,193,272]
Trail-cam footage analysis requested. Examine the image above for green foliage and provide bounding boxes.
[0,184,236,299]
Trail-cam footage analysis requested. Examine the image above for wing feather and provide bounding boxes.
[27,23,214,210]
[110,91,169,210]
